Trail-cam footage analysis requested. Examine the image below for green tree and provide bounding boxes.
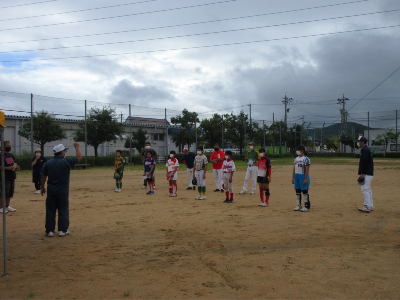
[253,123,270,148]
[340,133,358,153]
[200,114,227,148]
[224,111,250,155]
[125,127,148,154]
[170,109,199,151]
[324,136,339,151]
[371,129,400,153]
[72,107,124,157]
[18,110,67,153]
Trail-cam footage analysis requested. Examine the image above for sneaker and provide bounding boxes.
[193,186,196,190]
[358,206,370,213]
[228,199,234,203]
[294,205,302,211]
[250,190,255,195]
[195,195,201,200]
[46,231,54,237]
[221,189,224,193]
[300,207,309,212]
[0,208,8,214]
[115,188,119,192]
[261,202,268,207]
[186,187,192,190]
[170,193,177,197]
[202,196,206,200]
[224,198,230,203]
[239,190,246,195]
[141,185,147,189]
[6,206,16,212]
[259,202,264,206]
[146,191,152,195]
[214,189,220,192]
[59,231,70,237]
[35,190,40,194]
[150,191,155,195]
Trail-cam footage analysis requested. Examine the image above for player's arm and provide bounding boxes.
[40,175,47,196]
[292,165,295,184]
[203,163,207,179]
[216,152,225,161]
[149,164,155,175]
[304,165,310,185]
[229,170,234,182]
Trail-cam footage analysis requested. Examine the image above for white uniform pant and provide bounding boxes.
[361,175,374,209]
[223,173,233,193]
[195,170,206,187]
[187,168,194,187]
[213,168,223,190]
[242,166,257,192]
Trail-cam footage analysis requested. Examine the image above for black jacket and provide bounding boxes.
[358,146,374,176]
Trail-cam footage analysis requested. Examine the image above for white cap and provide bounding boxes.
[53,144,69,153]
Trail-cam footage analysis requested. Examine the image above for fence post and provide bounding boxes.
[129,104,132,164]
[279,122,282,156]
[396,110,398,153]
[272,113,275,154]
[221,114,224,151]
[30,93,33,165]
[85,100,87,165]
[367,111,370,146]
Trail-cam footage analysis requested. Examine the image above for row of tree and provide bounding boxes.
[18,107,400,157]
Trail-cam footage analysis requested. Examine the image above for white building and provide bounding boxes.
[3,115,198,158]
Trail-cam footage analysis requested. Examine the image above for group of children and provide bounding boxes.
[113,144,311,211]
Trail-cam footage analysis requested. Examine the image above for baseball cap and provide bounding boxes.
[248,142,255,146]
[183,148,188,151]
[53,144,69,153]
[357,136,368,143]
[35,148,42,153]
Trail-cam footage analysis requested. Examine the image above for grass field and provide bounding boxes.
[1,158,400,299]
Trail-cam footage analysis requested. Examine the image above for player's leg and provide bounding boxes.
[213,169,220,191]
[172,172,178,195]
[218,169,224,191]
[57,193,70,235]
[264,181,270,205]
[294,174,302,210]
[361,175,373,210]
[258,180,264,204]
[45,192,57,235]
[300,175,310,211]
[251,166,257,194]
[115,179,119,192]
[223,174,229,201]
[240,167,251,194]
[195,171,202,199]
[229,179,234,201]
[187,168,193,188]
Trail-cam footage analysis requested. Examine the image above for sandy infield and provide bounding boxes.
[1,160,400,299]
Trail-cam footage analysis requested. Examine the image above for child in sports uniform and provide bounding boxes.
[222,150,235,203]
[144,151,156,195]
[193,146,208,200]
[257,148,271,207]
[166,150,179,197]
[114,150,125,192]
[292,145,311,211]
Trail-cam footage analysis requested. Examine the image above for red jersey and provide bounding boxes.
[210,150,225,169]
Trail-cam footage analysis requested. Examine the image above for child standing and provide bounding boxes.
[144,151,156,195]
[292,145,311,212]
[257,148,271,207]
[114,150,125,192]
[193,146,208,200]
[166,150,179,197]
[222,150,236,203]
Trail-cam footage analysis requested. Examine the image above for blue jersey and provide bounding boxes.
[144,158,156,175]
[293,156,310,174]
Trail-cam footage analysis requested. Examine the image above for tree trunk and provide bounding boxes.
[94,146,98,157]
[41,143,45,155]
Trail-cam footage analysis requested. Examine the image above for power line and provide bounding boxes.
[1,0,60,9]
[0,0,240,32]
[6,8,399,55]
[0,0,159,22]
[0,0,373,45]
[2,24,399,63]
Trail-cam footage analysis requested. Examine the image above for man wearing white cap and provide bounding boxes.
[40,143,82,237]
[181,148,196,190]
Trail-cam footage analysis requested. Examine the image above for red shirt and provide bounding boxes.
[210,150,225,169]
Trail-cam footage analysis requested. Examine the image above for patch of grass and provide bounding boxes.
[20,184,29,188]
[225,264,232,271]
[123,291,130,297]
[27,291,36,298]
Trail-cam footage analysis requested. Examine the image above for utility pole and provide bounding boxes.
[263,120,265,147]
[300,116,305,144]
[85,100,87,165]
[321,122,325,152]
[121,112,123,124]
[282,94,293,124]
[272,113,275,154]
[396,110,398,153]
[129,104,132,164]
[194,112,197,150]
[30,93,33,164]
[279,121,282,156]
[368,111,370,146]
[338,94,349,152]
[221,114,224,151]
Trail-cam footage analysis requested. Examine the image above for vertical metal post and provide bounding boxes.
[396,109,398,153]
[129,104,132,164]
[294,123,296,150]
[194,112,197,150]
[165,109,168,158]
[279,122,282,155]
[244,116,247,150]
[221,114,224,151]
[30,93,33,165]
[263,120,265,148]
[367,111,370,146]
[353,126,356,157]
[84,100,87,165]
[314,130,316,153]
[272,113,275,154]
[1,127,8,277]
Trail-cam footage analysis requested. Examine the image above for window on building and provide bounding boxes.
[154,133,164,141]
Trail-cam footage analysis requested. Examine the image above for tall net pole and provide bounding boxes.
[30,94,33,166]
[129,104,132,164]
[1,115,8,277]
[85,100,87,165]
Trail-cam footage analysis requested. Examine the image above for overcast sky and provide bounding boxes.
[0,0,399,129]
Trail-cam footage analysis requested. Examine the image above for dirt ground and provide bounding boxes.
[1,160,400,299]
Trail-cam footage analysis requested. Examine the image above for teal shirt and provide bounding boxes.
[245,150,259,166]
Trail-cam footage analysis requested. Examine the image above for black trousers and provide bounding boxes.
[45,192,69,233]
[32,174,41,190]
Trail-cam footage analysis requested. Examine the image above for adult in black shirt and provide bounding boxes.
[1,140,20,214]
[357,136,374,213]
[141,142,158,188]
[182,148,196,190]
[32,148,47,194]
[41,143,82,237]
